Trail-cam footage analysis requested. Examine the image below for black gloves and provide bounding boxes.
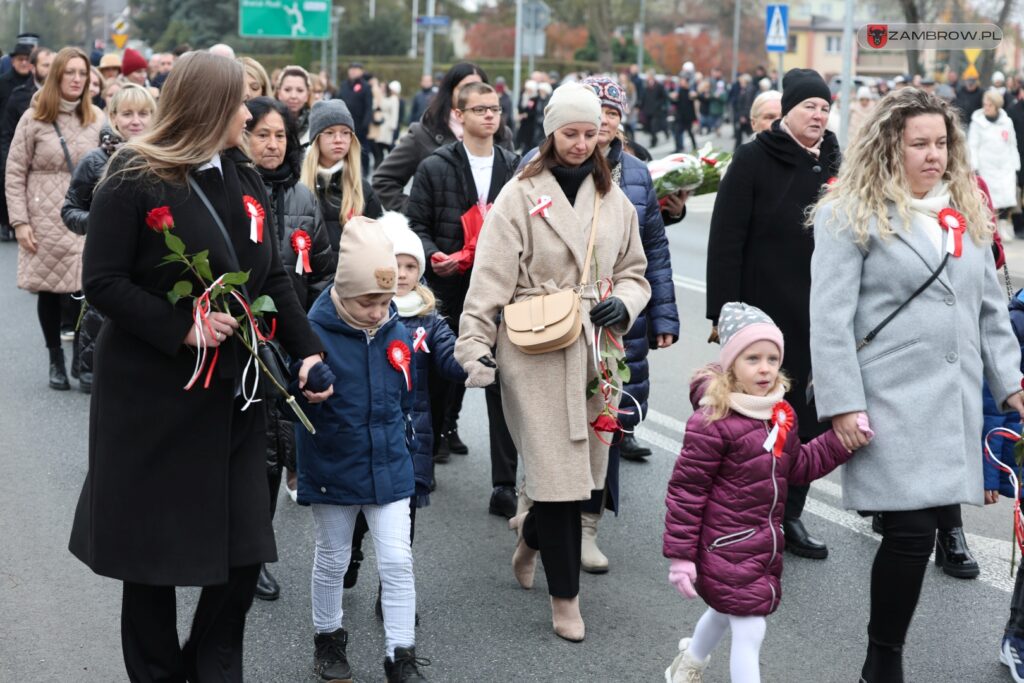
[590,297,629,328]
[304,361,337,393]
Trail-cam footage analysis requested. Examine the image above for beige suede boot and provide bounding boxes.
[581,511,609,573]
[509,511,538,589]
[550,595,585,642]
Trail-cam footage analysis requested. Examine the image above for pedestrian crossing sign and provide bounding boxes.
[766,4,789,53]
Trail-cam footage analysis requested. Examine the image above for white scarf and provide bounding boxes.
[317,159,344,180]
[698,384,786,419]
[394,290,426,317]
[906,181,950,256]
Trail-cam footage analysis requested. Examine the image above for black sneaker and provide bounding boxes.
[384,646,430,682]
[444,428,469,455]
[343,548,363,589]
[313,628,353,682]
[488,485,517,519]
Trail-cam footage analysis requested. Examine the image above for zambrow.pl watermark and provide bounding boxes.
[858,24,1002,50]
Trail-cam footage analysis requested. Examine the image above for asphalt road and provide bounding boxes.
[2,133,1021,682]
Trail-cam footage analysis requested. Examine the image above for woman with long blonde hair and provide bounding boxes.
[68,51,333,680]
[809,87,1024,682]
[300,98,383,253]
[5,46,103,390]
[239,55,272,101]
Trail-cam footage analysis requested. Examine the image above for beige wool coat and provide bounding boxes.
[5,103,103,293]
[456,169,651,502]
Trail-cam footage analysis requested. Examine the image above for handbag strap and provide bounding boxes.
[579,192,602,286]
[856,252,949,351]
[187,174,253,301]
[52,122,75,174]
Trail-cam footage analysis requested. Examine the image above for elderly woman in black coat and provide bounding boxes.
[705,68,841,560]
[68,52,332,681]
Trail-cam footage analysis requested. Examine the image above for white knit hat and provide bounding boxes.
[378,211,425,277]
[543,82,602,137]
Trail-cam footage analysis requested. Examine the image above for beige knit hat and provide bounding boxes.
[543,82,602,137]
[332,216,398,299]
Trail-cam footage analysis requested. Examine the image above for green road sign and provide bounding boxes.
[239,0,330,40]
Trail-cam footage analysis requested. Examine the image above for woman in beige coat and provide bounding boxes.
[5,46,103,390]
[455,83,650,642]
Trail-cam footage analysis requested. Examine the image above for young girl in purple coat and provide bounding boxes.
[662,302,871,683]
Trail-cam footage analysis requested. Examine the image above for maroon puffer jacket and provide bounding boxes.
[663,375,851,616]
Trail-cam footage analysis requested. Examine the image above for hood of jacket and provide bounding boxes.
[308,286,399,338]
[971,106,1011,128]
[689,365,719,409]
[756,119,840,168]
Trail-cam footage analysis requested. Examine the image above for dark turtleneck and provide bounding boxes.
[550,158,595,206]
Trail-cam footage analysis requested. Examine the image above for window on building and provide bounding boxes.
[826,35,842,54]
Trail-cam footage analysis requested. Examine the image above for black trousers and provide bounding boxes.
[37,291,62,348]
[522,500,583,599]
[485,381,518,488]
[784,483,809,521]
[868,506,955,649]
[121,564,261,683]
[1008,557,1024,639]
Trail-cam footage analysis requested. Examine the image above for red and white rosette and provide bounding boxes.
[937,207,967,258]
[763,400,795,457]
[412,326,430,353]
[387,340,413,391]
[291,229,312,274]
[529,195,553,219]
[243,195,266,244]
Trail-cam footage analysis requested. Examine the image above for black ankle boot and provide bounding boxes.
[313,628,353,682]
[254,563,280,601]
[861,640,904,683]
[48,347,70,391]
[443,427,468,455]
[384,646,429,682]
[935,527,980,579]
[619,433,653,461]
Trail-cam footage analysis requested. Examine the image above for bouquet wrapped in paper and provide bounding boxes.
[647,143,733,203]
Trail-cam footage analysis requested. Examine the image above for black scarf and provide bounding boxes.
[550,159,595,207]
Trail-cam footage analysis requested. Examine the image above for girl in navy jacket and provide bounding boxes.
[294,216,429,682]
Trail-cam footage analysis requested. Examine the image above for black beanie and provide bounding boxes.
[781,69,831,116]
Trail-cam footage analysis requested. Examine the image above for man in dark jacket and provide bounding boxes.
[706,68,841,560]
[1009,84,1024,236]
[409,73,436,124]
[0,41,50,242]
[955,77,984,126]
[405,82,522,518]
[733,73,758,150]
[639,71,668,147]
[337,63,374,169]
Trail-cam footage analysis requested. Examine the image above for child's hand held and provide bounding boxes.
[668,559,698,599]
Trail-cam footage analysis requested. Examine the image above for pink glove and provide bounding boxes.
[856,412,875,440]
[668,559,698,599]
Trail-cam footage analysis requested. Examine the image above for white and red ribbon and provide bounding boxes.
[763,401,795,457]
[938,207,966,258]
[984,427,1024,558]
[412,326,430,353]
[387,340,413,391]
[291,229,312,274]
[243,195,265,244]
[529,195,553,219]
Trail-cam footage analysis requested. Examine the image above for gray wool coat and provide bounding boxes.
[455,170,651,502]
[809,202,1022,511]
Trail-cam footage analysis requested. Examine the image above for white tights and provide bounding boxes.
[310,500,415,658]
[688,606,766,683]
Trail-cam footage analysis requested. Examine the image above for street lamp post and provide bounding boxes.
[635,0,646,74]
[731,0,741,83]
[423,0,436,78]
[513,0,523,106]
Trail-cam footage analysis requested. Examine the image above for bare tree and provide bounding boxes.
[587,0,614,72]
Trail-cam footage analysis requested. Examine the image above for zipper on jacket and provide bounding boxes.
[766,421,779,565]
[769,582,778,611]
[707,528,756,551]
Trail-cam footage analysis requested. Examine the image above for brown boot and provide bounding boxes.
[509,512,538,589]
[550,595,585,642]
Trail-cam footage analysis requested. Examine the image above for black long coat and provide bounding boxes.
[705,121,841,439]
[68,149,324,586]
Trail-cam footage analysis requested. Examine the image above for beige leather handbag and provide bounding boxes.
[503,194,601,354]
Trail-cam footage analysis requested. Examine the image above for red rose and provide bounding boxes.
[590,413,621,434]
[145,206,174,232]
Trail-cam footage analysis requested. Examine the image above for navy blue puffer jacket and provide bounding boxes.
[295,290,416,507]
[400,308,467,506]
[983,290,1024,497]
[608,141,679,428]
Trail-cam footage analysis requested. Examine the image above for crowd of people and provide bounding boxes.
[4,28,1024,683]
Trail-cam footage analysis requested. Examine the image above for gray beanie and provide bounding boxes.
[717,302,785,371]
[308,99,355,142]
[542,82,602,137]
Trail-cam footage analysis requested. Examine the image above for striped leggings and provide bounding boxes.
[311,499,415,657]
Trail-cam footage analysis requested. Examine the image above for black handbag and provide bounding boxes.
[187,175,291,401]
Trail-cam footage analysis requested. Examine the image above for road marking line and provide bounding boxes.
[637,426,1018,593]
[673,275,706,293]
[645,408,688,434]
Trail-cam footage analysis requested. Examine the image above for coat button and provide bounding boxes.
[945,295,955,306]
[946,352,958,363]
[812,165,822,173]
[320,486,327,493]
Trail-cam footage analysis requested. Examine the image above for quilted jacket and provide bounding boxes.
[5,103,104,293]
[663,372,851,616]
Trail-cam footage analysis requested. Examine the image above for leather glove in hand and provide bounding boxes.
[589,297,629,328]
[464,355,497,388]
[668,559,698,599]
